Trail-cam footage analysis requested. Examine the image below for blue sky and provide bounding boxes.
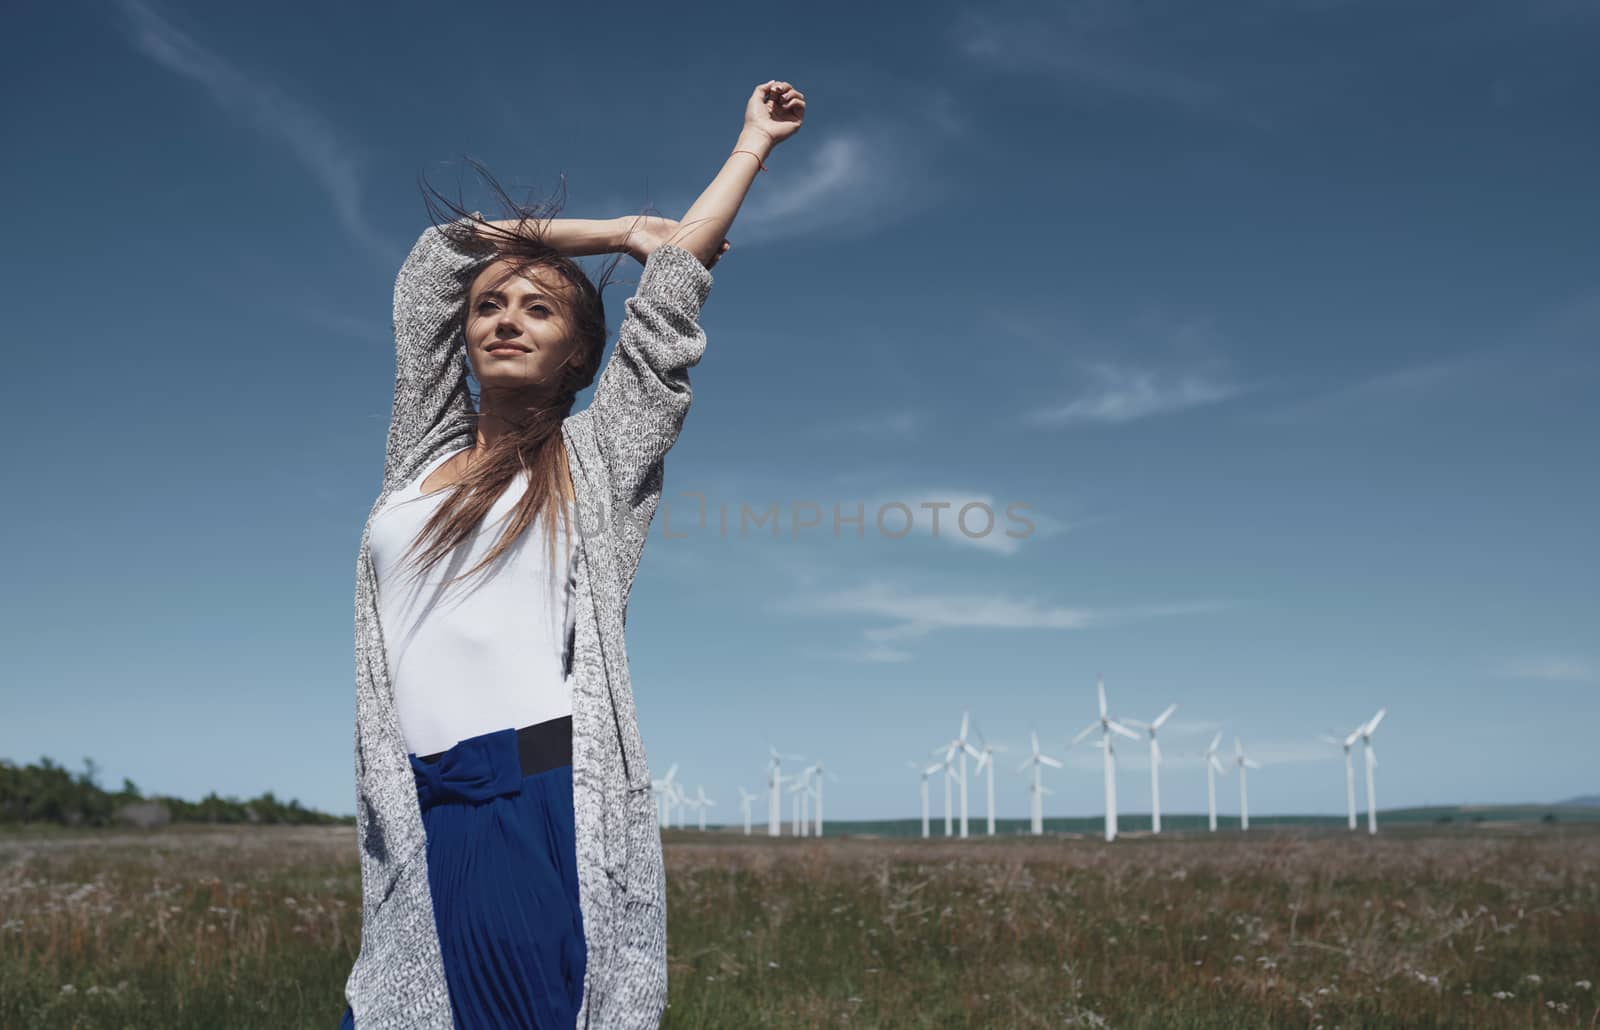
[2,0,1596,823]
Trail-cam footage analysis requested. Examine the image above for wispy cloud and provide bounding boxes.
[1496,657,1594,683]
[1024,362,1244,427]
[114,0,386,261]
[775,580,1225,661]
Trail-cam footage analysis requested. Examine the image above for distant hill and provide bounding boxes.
[1557,794,1600,808]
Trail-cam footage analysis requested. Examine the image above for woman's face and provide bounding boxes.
[463,258,581,390]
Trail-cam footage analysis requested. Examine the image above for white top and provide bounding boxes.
[368,445,578,756]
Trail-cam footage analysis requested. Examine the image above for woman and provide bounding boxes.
[339,80,805,1029]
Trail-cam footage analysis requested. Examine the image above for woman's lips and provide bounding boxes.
[487,344,530,354]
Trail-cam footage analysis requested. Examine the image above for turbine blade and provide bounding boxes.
[1040,755,1063,768]
[1153,703,1178,729]
[1366,707,1387,735]
[1208,730,1223,754]
[1031,730,1041,756]
[1244,758,1262,769]
[1098,679,1108,717]
[1109,720,1140,741]
[1071,723,1098,745]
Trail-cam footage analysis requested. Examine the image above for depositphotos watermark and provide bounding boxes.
[568,491,1036,543]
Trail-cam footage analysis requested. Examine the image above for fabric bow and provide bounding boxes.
[409,728,525,810]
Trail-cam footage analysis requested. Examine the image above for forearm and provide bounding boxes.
[668,129,773,266]
[481,216,624,258]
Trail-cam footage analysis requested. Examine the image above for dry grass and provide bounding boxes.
[2,824,1596,1028]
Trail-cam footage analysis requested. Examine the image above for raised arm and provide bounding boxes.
[382,217,495,491]
[585,81,805,597]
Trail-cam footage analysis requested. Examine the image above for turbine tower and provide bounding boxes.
[1234,738,1262,830]
[736,786,759,835]
[651,762,679,829]
[1071,676,1139,842]
[1320,725,1364,831]
[934,712,982,838]
[1359,707,1386,835]
[1125,702,1178,834]
[692,785,715,831]
[930,740,956,836]
[1204,731,1228,832]
[787,774,810,836]
[669,780,688,829]
[1015,730,1062,835]
[766,745,804,837]
[810,760,839,838]
[908,760,941,838]
[969,720,1008,836]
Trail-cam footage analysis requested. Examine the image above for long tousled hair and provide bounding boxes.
[395,158,643,590]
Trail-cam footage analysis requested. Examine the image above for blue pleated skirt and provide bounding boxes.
[340,725,587,1029]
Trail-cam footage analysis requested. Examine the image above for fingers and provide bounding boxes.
[762,80,804,107]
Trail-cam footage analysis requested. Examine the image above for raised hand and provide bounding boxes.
[744,80,805,146]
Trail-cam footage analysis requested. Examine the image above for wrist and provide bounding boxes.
[736,128,775,157]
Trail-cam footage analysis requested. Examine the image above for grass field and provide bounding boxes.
[2,823,1596,1028]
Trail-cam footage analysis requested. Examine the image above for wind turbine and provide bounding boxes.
[1359,707,1386,835]
[1015,731,1063,835]
[692,785,715,831]
[907,760,941,838]
[969,720,1009,836]
[787,774,810,836]
[1204,731,1228,832]
[651,762,679,829]
[766,745,804,837]
[1234,738,1261,830]
[1124,703,1178,834]
[669,780,689,830]
[736,786,759,835]
[809,760,839,838]
[929,741,956,836]
[1319,724,1364,831]
[933,712,982,838]
[1071,676,1140,842]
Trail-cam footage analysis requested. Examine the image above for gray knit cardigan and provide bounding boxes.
[343,217,712,1028]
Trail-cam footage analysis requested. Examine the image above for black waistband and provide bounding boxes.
[416,716,573,777]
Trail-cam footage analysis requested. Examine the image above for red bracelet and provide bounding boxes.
[732,149,769,172]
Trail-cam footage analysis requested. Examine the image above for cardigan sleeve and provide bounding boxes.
[587,243,714,593]
[382,217,496,490]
